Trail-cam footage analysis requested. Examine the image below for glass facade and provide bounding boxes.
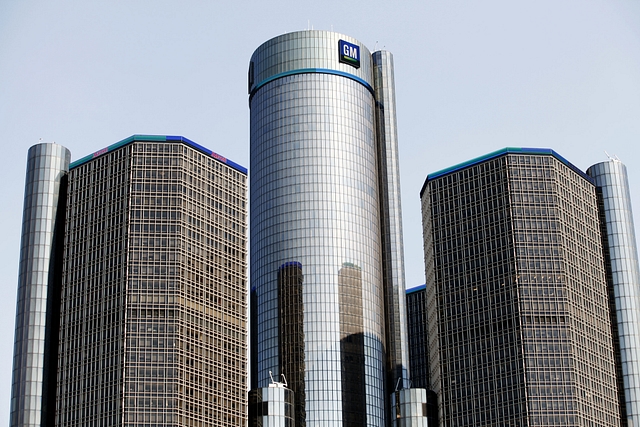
[12,136,248,427]
[278,262,305,425]
[249,31,416,426]
[588,160,640,427]
[338,263,367,425]
[248,385,295,427]
[391,388,428,427]
[55,138,247,427]
[406,285,429,390]
[421,150,621,426]
[10,143,70,427]
[373,50,411,392]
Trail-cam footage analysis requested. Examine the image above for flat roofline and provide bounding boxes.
[69,134,247,174]
[419,147,594,197]
[406,284,426,294]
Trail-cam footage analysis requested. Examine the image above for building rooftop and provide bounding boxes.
[420,147,593,197]
[70,134,247,174]
[406,284,426,295]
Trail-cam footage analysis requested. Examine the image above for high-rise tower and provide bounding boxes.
[420,148,622,426]
[588,159,640,427]
[11,144,70,427]
[248,31,425,426]
[11,135,248,427]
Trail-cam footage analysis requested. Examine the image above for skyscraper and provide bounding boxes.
[420,148,623,426]
[248,30,426,426]
[11,143,70,427]
[588,159,640,427]
[11,135,248,427]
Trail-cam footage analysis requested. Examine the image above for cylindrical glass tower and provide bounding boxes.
[373,50,410,391]
[249,30,397,426]
[10,143,70,427]
[588,159,640,427]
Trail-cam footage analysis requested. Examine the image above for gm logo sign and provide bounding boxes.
[339,40,360,69]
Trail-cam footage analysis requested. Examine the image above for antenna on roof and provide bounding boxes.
[604,151,621,162]
[268,370,288,388]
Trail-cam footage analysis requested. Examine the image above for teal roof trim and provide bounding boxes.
[406,284,426,295]
[419,147,594,197]
[69,135,247,174]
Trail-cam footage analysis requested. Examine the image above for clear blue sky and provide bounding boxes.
[1,1,639,422]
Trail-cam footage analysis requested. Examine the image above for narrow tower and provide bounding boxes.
[588,159,640,427]
[11,143,70,427]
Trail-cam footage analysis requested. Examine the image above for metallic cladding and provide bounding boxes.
[248,30,373,95]
[11,143,70,427]
[249,30,423,426]
[372,50,411,391]
[249,30,386,426]
[588,159,640,427]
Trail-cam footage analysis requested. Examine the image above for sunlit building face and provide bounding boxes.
[420,149,622,426]
[248,30,414,426]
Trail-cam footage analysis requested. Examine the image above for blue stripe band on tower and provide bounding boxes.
[250,68,374,100]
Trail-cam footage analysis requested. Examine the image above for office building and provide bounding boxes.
[248,30,426,426]
[10,135,248,427]
[420,148,623,426]
[406,285,429,390]
[588,159,640,427]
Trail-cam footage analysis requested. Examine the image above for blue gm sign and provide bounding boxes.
[339,40,360,69]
